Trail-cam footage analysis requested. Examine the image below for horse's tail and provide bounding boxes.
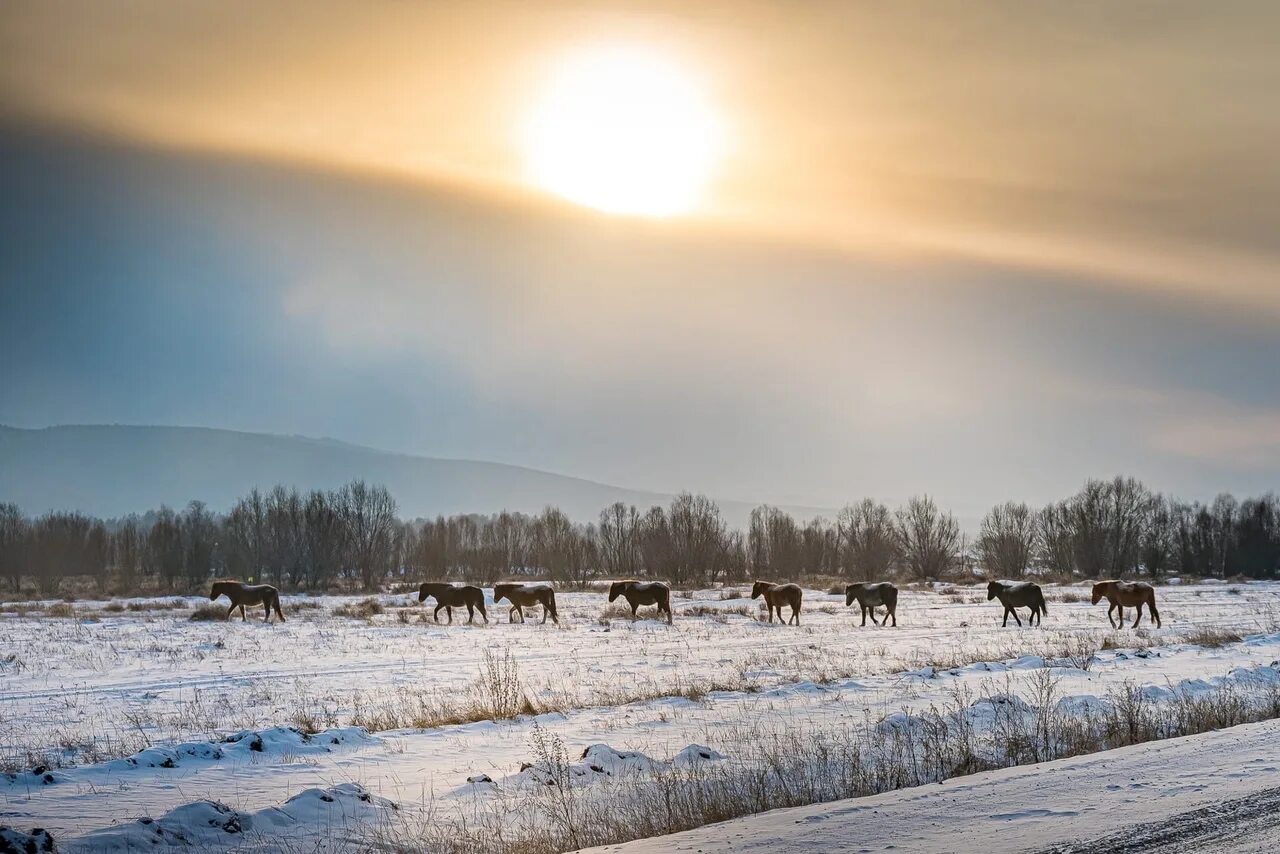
[547,591,558,619]
[1147,593,1160,627]
[273,593,286,622]
[1038,589,1048,615]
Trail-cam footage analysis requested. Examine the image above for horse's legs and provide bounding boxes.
[631,602,640,620]
[465,603,475,624]
[1117,606,1125,628]
[226,603,237,620]
[434,603,444,623]
[1107,603,1118,628]
[263,601,271,622]
[240,604,248,622]
[541,604,548,624]
[859,605,868,626]
[1132,602,1143,628]
[889,607,897,627]
[1002,607,1010,627]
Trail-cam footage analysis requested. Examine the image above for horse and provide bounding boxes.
[751,581,803,625]
[417,582,488,624]
[845,582,898,627]
[209,580,285,623]
[493,582,559,624]
[987,580,1048,627]
[607,580,673,624]
[1091,580,1161,628]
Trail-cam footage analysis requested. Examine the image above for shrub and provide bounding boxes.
[1182,626,1243,648]
[333,597,385,620]
[189,604,228,622]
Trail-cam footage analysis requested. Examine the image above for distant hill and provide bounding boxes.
[0,425,827,526]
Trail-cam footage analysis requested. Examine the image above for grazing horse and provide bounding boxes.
[209,581,285,623]
[417,582,487,624]
[987,580,1048,627]
[845,582,898,627]
[1092,580,1161,629]
[493,582,559,624]
[607,580,673,624]
[751,581,803,625]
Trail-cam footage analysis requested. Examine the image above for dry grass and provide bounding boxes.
[333,597,385,620]
[44,603,77,618]
[1182,626,1244,648]
[188,603,229,621]
[372,674,1280,854]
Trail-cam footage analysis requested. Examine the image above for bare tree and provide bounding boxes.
[837,499,899,581]
[598,503,641,578]
[337,481,398,590]
[748,505,801,578]
[895,495,960,580]
[0,503,26,593]
[145,506,184,590]
[976,501,1037,579]
[181,500,218,588]
[668,494,727,585]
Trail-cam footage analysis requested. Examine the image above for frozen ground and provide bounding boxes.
[588,716,1280,853]
[1,580,1279,849]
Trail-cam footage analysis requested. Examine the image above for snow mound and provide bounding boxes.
[0,827,55,853]
[69,801,249,852]
[66,783,395,852]
[512,743,725,787]
[672,744,725,766]
[251,783,397,832]
[2,766,57,787]
[107,742,224,771]
[220,725,373,756]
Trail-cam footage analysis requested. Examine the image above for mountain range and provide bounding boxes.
[0,424,828,526]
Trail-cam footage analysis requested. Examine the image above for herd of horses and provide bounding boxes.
[208,577,1163,629]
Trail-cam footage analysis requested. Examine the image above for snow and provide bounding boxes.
[584,716,1280,853]
[1,582,1278,849]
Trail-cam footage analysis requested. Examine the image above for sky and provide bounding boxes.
[1,1,1278,516]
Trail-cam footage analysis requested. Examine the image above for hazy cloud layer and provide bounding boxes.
[3,1,1279,312]
[2,129,1277,515]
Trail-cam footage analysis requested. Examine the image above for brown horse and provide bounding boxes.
[845,582,898,627]
[987,580,1048,627]
[417,582,487,624]
[1092,580,1161,628]
[607,580,673,624]
[209,581,285,623]
[751,581,803,625]
[493,583,559,624]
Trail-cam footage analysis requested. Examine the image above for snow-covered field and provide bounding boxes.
[2,580,1279,851]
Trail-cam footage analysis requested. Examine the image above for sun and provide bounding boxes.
[522,45,723,217]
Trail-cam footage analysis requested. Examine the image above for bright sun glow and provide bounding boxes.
[523,45,723,217]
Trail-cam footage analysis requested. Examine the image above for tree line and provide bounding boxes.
[0,476,1276,595]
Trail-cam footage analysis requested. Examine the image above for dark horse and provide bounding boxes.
[417,582,487,624]
[751,581,803,625]
[608,580,673,624]
[1092,580,1161,628]
[209,581,285,623]
[845,582,898,627]
[987,580,1048,627]
[493,582,559,624]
